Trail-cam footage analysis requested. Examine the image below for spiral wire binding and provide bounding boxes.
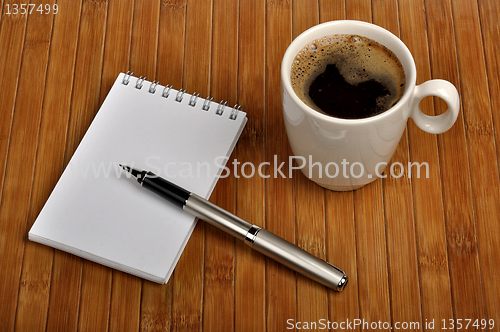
[122,71,134,85]
[122,72,240,120]
[202,97,214,111]
[189,93,201,107]
[175,89,187,102]
[136,76,146,89]
[162,85,173,98]
[230,105,241,120]
[149,81,159,94]
[216,101,228,116]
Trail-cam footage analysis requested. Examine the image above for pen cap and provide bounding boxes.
[249,229,348,291]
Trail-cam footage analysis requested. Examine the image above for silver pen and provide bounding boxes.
[120,165,348,291]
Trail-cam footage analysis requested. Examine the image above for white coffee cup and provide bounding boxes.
[281,20,459,191]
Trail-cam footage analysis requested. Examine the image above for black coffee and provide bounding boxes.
[290,34,406,119]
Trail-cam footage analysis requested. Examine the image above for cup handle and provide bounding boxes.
[410,79,460,134]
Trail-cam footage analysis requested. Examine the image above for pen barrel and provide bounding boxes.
[185,194,347,292]
[184,193,253,241]
[249,229,348,292]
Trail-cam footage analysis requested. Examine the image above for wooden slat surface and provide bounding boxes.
[235,0,266,330]
[264,1,296,330]
[1,0,499,331]
[398,0,455,328]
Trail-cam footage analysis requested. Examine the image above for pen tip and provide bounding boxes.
[119,164,141,179]
[120,164,133,174]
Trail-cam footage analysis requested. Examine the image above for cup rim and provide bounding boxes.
[281,20,417,125]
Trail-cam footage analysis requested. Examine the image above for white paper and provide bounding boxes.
[29,73,247,283]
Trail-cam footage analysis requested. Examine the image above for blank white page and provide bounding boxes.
[29,73,247,283]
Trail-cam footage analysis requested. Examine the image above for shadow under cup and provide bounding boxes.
[281,20,458,191]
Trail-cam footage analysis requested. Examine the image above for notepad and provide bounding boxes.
[29,72,247,283]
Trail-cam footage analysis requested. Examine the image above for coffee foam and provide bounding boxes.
[290,34,406,116]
